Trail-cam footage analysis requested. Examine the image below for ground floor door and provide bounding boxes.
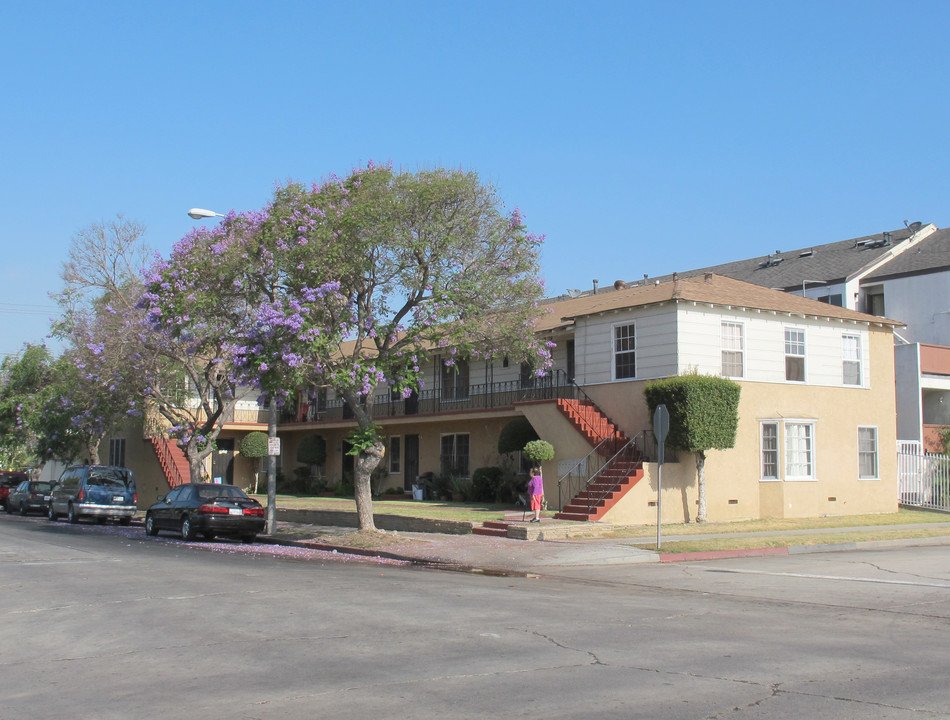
[403,434,419,491]
[212,439,235,485]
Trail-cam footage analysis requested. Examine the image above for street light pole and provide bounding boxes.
[187,207,279,535]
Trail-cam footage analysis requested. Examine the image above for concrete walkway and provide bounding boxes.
[263,517,950,576]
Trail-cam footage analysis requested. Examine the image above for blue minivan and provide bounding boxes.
[48,465,137,525]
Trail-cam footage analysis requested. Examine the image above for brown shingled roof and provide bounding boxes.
[535,273,901,332]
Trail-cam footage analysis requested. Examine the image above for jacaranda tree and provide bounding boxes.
[137,211,269,482]
[232,164,551,531]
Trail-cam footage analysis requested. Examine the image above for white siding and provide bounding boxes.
[574,302,872,389]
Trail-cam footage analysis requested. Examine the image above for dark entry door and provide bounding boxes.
[212,439,235,485]
[403,434,419,491]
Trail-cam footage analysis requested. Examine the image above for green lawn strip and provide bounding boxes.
[606,508,950,539]
[626,524,950,554]
[259,495,511,523]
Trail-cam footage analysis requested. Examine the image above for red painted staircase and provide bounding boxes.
[473,520,511,537]
[553,398,644,522]
[150,437,190,488]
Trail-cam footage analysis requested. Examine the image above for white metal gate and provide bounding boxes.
[898,441,950,512]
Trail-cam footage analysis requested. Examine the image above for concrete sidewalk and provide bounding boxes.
[263,517,950,576]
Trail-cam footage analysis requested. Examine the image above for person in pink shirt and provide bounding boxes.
[528,467,544,523]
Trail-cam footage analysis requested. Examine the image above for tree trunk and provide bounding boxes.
[695,450,707,523]
[354,441,385,531]
[87,438,101,465]
[347,393,384,531]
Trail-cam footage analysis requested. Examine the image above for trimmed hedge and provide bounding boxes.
[644,375,740,451]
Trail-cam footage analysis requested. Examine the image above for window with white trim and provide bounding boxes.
[785,422,815,478]
[613,323,636,379]
[858,426,878,479]
[721,321,744,378]
[784,328,805,382]
[759,420,817,481]
[842,334,862,386]
[440,433,470,477]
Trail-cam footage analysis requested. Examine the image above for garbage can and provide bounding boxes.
[411,483,424,500]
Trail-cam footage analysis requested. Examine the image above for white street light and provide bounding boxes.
[187,208,225,219]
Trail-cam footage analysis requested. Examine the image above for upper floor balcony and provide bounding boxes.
[281,369,574,424]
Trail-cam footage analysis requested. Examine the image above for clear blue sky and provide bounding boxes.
[2,0,947,357]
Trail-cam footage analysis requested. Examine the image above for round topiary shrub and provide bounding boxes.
[523,439,555,463]
[240,431,269,458]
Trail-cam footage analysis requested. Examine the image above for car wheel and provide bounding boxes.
[145,514,158,537]
[241,534,257,543]
[48,504,58,521]
[67,504,79,524]
[4,502,11,514]
[19,503,28,516]
[119,516,132,527]
[181,516,199,541]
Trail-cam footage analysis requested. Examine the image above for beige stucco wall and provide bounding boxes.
[574,327,898,525]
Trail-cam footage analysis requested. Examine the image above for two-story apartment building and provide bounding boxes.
[108,271,899,523]
[254,273,898,524]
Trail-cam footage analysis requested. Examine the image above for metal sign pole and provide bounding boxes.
[653,404,669,551]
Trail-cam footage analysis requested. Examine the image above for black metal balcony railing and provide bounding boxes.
[282,369,573,423]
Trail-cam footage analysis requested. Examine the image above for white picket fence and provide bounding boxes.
[898,441,950,512]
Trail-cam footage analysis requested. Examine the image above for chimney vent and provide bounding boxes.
[704,272,713,282]
[614,280,626,290]
[592,279,599,294]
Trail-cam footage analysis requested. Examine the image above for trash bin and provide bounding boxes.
[411,483,424,500]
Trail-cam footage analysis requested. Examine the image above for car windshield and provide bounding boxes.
[88,470,131,489]
[32,482,52,492]
[196,485,248,501]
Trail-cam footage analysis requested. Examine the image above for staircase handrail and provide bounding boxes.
[583,432,643,514]
[556,434,628,509]
[152,437,187,488]
[568,381,615,446]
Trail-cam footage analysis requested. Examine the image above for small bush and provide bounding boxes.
[240,431,269,458]
[472,466,505,502]
[523,440,555,463]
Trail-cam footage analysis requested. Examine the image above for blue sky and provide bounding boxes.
[2,0,947,357]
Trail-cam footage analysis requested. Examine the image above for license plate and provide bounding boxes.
[113,496,124,502]
[43,495,51,501]
[228,508,242,515]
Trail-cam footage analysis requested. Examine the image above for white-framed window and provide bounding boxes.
[388,436,401,474]
[858,426,878,479]
[108,438,126,467]
[784,327,805,382]
[613,322,636,380]
[440,433,470,477]
[760,422,779,480]
[842,334,862,386]
[785,422,815,479]
[759,419,817,481]
[721,321,744,378]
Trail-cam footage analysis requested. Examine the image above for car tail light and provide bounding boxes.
[197,504,229,515]
[244,506,265,517]
[78,488,84,502]
[133,492,137,504]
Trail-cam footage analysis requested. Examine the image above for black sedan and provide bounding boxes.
[144,483,265,542]
[5,480,52,515]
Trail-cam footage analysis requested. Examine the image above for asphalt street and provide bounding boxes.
[3,513,950,720]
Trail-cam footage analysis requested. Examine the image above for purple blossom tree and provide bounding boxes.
[234,165,550,531]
